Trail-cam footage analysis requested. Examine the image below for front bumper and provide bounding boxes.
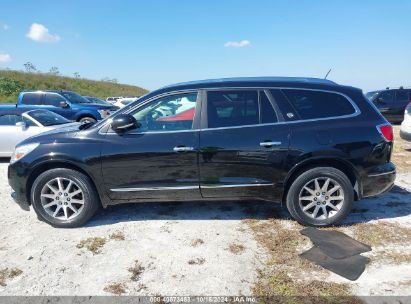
[8,162,30,210]
[361,162,396,198]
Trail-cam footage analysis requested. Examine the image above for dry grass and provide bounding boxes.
[77,237,106,254]
[244,218,358,301]
[188,258,205,265]
[352,221,411,247]
[371,251,411,265]
[190,238,204,247]
[104,282,127,295]
[227,243,246,254]
[128,260,145,281]
[0,268,23,286]
[109,231,125,241]
[392,125,411,173]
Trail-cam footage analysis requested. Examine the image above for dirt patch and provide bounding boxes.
[227,243,246,254]
[0,268,23,286]
[188,258,205,265]
[109,231,125,241]
[352,221,411,247]
[76,237,106,254]
[190,238,204,247]
[104,282,127,295]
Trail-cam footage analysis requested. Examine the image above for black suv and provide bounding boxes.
[366,88,411,123]
[8,77,396,228]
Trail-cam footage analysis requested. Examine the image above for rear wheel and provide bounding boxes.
[286,167,353,226]
[31,168,99,228]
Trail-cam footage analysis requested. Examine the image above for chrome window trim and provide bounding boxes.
[200,183,274,189]
[99,87,361,135]
[110,183,274,192]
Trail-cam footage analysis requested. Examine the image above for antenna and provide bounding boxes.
[324,68,332,79]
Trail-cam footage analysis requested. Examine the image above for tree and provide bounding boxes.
[73,72,80,78]
[23,62,36,73]
[49,66,60,75]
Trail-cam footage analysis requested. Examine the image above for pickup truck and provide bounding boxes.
[13,90,119,123]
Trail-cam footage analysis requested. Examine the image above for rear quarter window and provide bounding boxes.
[281,89,356,120]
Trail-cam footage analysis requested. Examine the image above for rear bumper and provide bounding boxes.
[361,162,396,198]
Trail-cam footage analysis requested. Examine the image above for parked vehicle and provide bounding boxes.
[84,96,113,106]
[106,96,123,103]
[16,90,119,123]
[0,108,80,156]
[8,77,395,228]
[400,102,411,141]
[113,97,139,108]
[366,87,411,123]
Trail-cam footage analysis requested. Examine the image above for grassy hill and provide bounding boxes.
[0,70,148,103]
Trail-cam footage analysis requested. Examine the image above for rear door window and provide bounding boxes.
[396,90,408,102]
[21,93,43,105]
[206,90,259,128]
[281,89,356,120]
[378,91,395,104]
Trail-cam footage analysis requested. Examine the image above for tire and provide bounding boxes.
[286,167,353,227]
[79,116,97,124]
[31,168,100,228]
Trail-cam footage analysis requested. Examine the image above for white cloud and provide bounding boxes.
[26,23,60,42]
[0,53,11,63]
[224,40,251,48]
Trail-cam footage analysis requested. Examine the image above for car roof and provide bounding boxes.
[21,90,74,94]
[160,76,337,90]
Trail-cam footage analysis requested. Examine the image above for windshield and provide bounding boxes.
[365,91,379,101]
[61,92,91,104]
[27,110,71,126]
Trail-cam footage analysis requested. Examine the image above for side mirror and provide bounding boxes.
[111,114,139,132]
[59,101,69,108]
[16,121,27,128]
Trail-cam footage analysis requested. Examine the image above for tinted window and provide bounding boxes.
[44,93,66,107]
[379,91,394,103]
[396,90,408,102]
[207,90,259,128]
[60,92,90,104]
[132,92,198,132]
[282,89,355,120]
[260,91,278,123]
[0,114,20,125]
[28,110,70,126]
[21,93,42,105]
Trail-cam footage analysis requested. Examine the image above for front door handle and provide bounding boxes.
[173,146,194,152]
[260,141,282,148]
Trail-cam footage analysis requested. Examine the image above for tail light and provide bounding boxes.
[377,124,394,142]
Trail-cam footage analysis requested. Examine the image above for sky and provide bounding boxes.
[0,0,410,92]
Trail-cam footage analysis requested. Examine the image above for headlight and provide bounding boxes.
[98,109,110,118]
[10,143,39,164]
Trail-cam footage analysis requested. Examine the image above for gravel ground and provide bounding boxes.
[0,160,410,296]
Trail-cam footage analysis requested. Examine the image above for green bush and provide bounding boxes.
[0,77,23,96]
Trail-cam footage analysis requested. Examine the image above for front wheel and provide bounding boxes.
[31,168,100,228]
[286,167,353,227]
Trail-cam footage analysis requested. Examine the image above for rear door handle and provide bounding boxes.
[260,141,282,148]
[173,146,194,152]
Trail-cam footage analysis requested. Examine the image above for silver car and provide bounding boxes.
[0,109,80,157]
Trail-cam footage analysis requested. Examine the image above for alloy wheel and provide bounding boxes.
[40,177,85,220]
[298,177,344,220]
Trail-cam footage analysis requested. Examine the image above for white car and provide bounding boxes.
[113,97,139,108]
[0,109,80,157]
[400,102,411,141]
[106,96,123,103]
